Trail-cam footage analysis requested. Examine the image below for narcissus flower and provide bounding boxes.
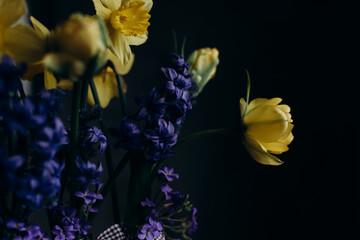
[240,97,294,166]
[92,0,152,65]
[0,0,27,55]
[187,48,219,96]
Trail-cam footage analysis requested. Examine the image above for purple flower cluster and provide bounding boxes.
[111,54,193,162]
[75,156,103,186]
[5,219,48,240]
[79,125,108,158]
[0,57,68,209]
[138,217,163,240]
[51,207,91,240]
[138,166,198,239]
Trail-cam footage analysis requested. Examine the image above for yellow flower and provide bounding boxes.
[187,48,219,95]
[4,14,110,81]
[92,0,152,65]
[0,0,28,55]
[240,97,294,166]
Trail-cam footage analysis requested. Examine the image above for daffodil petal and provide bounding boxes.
[247,98,282,115]
[22,61,44,81]
[110,30,132,65]
[122,0,153,11]
[101,0,121,11]
[57,79,74,90]
[44,68,58,89]
[0,0,27,28]
[93,0,112,20]
[108,49,134,75]
[243,134,283,166]
[245,105,288,142]
[4,24,46,63]
[125,32,148,46]
[30,16,50,39]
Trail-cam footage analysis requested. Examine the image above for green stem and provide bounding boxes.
[88,151,131,223]
[89,78,121,223]
[107,60,127,117]
[69,81,83,167]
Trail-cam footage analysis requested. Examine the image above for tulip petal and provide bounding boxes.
[245,105,288,142]
[101,0,121,11]
[110,30,132,65]
[93,0,112,20]
[278,123,294,145]
[0,0,27,28]
[30,16,50,39]
[277,104,293,122]
[4,24,46,63]
[247,98,282,115]
[125,32,148,46]
[243,134,283,166]
[261,142,289,154]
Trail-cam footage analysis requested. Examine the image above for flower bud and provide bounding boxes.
[187,48,219,95]
[240,97,294,166]
[44,14,110,80]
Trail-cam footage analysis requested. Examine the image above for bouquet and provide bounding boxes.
[0,0,294,239]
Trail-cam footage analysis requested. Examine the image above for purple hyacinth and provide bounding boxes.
[76,156,103,186]
[158,167,179,182]
[110,116,143,150]
[135,87,169,125]
[52,225,75,240]
[161,67,192,100]
[143,118,178,161]
[138,217,163,240]
[79,126,107,155]
[0,55,25,94]
[0,151,25,189]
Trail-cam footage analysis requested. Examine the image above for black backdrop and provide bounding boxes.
[27,0,357,239]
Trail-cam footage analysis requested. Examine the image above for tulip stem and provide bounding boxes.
[89,78,121,224]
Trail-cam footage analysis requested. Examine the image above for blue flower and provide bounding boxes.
[158,166,179,182]
[135,87,169,125]
[0,150,25,189]
[0,55,26,94]
[138,217,163,240]
[160,184,173,200]
[110,116,143,150]
[141,198,156,208]
[143,118,178,161]
[38,89,65,118]
[75,156,103,186]
[79,126,107,156]
[161,67,192,100]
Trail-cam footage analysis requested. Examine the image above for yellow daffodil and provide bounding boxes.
[0,0,28,55]
[240,97,294,166]
[92,0,152,65]
[187,48,220,96]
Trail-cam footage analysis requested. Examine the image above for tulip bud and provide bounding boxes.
[187,48,219,96]
[240,97,294,166]
[44,14,110,81]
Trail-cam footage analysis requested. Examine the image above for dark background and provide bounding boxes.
[27,0,357,239]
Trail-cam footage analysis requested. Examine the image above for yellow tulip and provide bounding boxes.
[240,97,294,165]
[187,47,219,95]
[92,0,152,65]
[0,0,28,55]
